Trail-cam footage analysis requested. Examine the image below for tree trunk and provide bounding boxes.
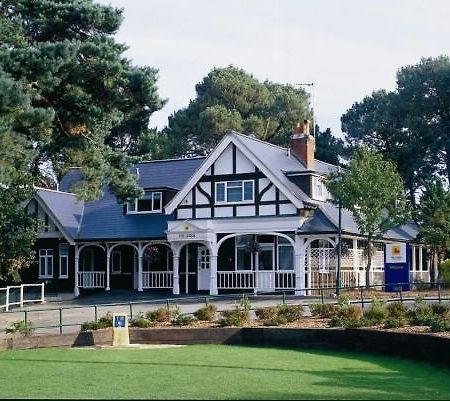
[365,240,372,289]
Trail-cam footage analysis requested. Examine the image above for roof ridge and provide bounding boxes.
[229,131,288,152]
[137,156,207,164]
[35,186,77,196]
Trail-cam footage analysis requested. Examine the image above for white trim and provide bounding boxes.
[165,133,304,214]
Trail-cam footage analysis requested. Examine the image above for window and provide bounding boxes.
[127,192,162,214]
[59,244,69,278]
[277,237,294,271]
[215,180,254,203]
[314,177,325,199]
[112,250,122,274]
[39,249,53,278]
[236,235,253,270]
[82,248,95,271]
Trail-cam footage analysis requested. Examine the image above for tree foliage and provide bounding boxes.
[314,125,346,165]
[415,181,450,280]
[0,0,165,201]
[341,56,450,204]
[326,148,410,287]
[165,66,312,156]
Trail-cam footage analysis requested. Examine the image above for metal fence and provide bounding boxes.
[0,281,449,336]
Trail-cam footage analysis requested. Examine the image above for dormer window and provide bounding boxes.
[313,177,326,200]
[127,191,162,214]
[215,180,254,204]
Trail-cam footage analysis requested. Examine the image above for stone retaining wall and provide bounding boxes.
[1,327,449,367]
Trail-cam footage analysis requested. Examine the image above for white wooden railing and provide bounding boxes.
[0,283,45,312]
[77,271,105,288]
[410,271,431,283]
[142,271,173,288]
[217,271,296,290]
[217,271,254,289]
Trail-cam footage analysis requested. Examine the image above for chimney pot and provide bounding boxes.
[290,120,315,170]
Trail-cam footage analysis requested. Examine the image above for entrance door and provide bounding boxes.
[257,244,275,292]
[197,246,210,291]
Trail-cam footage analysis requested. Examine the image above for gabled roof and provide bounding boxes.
[166,131,334,214]
[35,188,84,244]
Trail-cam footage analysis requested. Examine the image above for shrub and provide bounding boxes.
[193,303,218,321]
[387,302,409,320]
[262,316,288,326]
[431,303,450,318]
[277,304,304,323]
[408,298,433,326]
[146,306,173,323]
[430,317,450,333]
[309,303,339,318]
[81,312,114,331]
[97,312,113,327]
[171,312,195,326]
[217,308,249,327]
[363,298,388,324]
[384,317,407,329]
[338,295,351,306]
[129,313,155,328]
[5,320,35,336]
[338,305,363,321]
[239,294,252,312]
[255,307,278,321]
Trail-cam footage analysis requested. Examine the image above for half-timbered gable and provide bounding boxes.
[167,133,304,220]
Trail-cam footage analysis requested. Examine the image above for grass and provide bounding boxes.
[0,345,449,399]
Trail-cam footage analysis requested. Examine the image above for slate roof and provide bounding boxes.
[36,189,84,241]
[38,132,418,243]
[38,157,204,241]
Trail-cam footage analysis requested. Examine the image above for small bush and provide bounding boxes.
[239,294,252,312]
[5,320,35,336]
[255,307,278,321]
[129,313,155,328]
[97,312,113,327]
[387,302,409,320]
[309,303,339,318]
[217,308,249,327]
[81,312,113,331]
[338,295,351,306]
[329,316,347,327]
[338,305,363,321]
[430,317,450,333]
[431,303,450,318]
[363,298,388,324]
[171,312,195,326]
[262,316,288,326]
[384,317,407,329]
[408,298,434,326]
[277,304,304,323]
[146,306,173,323]
[193,304,217,321]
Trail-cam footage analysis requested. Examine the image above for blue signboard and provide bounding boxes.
[384,243,411,292]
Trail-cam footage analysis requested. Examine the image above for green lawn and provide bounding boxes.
[0,345,449,399]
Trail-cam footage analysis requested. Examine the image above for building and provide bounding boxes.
[24,122,433,297]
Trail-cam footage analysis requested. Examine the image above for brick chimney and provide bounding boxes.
[291,120,315,170]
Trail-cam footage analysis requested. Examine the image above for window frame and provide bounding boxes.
[277,238,294,271]
[111,250,122,274]
[127,191,163,214]
[215,180,254,204]
[39,249,54,279]
[59,243,69,279]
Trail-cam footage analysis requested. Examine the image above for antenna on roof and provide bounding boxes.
[296,82,316,139]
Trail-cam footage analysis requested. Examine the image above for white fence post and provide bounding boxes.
[20,285,24,308]
[5,287,10,312]
[41,282,45,304]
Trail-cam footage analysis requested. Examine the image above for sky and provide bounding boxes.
[96,0,450,138]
